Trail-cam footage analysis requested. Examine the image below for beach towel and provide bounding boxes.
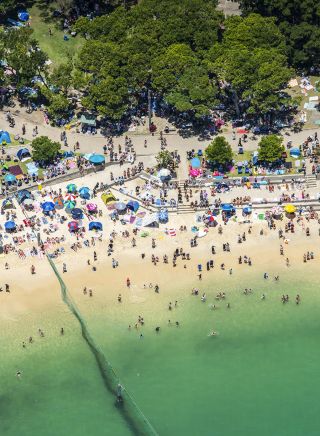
[168,228,176,237]
[9,164,23,176]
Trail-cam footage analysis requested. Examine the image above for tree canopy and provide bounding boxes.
[257,134,285,163]
[31,136,61,164]
[205,136,233,167]
[238,0,320,70]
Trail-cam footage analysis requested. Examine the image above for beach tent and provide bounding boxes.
[2,198,15,209]
[80,113,96,127]
[17,148,31,162]
[41,201,55,212]
[79,187,90,199]
[89,221,103,231]
[63,151,74,158]
[66,183,77,193]
[17,189,31,204]
[5,221,16,231]
[140,213,159,228]
[89,154,105,165]
[101,192,116,204]
[71,208,83,219]
[191,157,201,169]
[68,221,79,232]
[0,131,11,144]
[18,11,29,21]
[127,200,139,212]
[115,202,126,212]
[4,174,16,183]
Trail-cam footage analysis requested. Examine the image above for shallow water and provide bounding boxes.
[2,266,320,435]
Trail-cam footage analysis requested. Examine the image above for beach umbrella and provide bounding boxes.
[158,168,171,178]
[68,221,79,232]
[127,200,139,212]
[89,221,103,231]
[2,198,15,209]
[5,221,16,230]
[114,202,126,211]
[221,203,234,212]
[64,200,76,209]
[54,196,64,209]
[79,187,90,199]
[65,193,77,201]
[66,183,77,193]
[191,157,201,169]
[17,189,31,203]
[284,204,296,214]
[243,206,252,215]
[71,208,83,220]
[86,203,97,212]
[41,201,55,212]
[289,148,301,158]
[4,174,16,183]
[89,154,105,165]
[190,169,200,177]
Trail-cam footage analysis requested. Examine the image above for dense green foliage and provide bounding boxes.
[156,150,174,168]
[238,0,320,70]
[205,136,233,166]
[31,136,61,164]
[258,134,285,163]
[0,27,48,88]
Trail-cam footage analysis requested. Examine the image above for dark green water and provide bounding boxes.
[2,268,320,436]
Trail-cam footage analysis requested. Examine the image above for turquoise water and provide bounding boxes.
[2,265,320,435]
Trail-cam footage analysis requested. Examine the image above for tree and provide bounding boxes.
[0,27,48,88]
[207,14,293,119]
[31,136,61,164]
[258,135,285,163]
[238,1,320,69]
[205,136,233,167]
[50,63,73,94]
[81,76,129,120]
[156,150,174,168]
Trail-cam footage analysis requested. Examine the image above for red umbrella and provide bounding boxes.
[68,221,79,232]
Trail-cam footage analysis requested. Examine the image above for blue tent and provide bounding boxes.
[17,148,31,161]
[18,11,29,21]
[63,151,74,158]
[2,198,15,209]
[89,154,105,165]
[0,131,11,144]
[89,222,103,231]
[5,221,16,230]
[191,157,201,168]
[41,201,55,212]
[127,200,139,212]
[4,174,16,183]
[71,208,83,219]
[79,187,90,200]
[221,203,233,211]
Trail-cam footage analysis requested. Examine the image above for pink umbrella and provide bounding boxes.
[86,203,97,212]
[190,169,200,177]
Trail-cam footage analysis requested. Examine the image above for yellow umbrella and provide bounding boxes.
[284,204,296,214]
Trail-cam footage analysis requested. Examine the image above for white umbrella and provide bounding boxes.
[158,168,171,177]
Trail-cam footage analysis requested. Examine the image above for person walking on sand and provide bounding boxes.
[31,265,35,274]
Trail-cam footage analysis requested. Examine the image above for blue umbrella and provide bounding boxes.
[191,157,201,169]
[5,221,16,230]
[89,154,105,165]
[41,201,55,212]
[4,174,16,183]
[71,208,83,219]
[79,186,90,200]
[221,203,234,212]
[243,206,252,214]
[89,222,103,231]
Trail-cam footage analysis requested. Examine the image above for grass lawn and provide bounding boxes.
[29,2,84,66]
